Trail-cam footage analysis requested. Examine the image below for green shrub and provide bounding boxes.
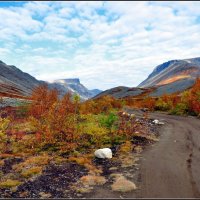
[99,112,118,132]
[155,98,172,111]
[170,103,188,115]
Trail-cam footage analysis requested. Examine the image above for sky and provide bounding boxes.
[0,1,200,90]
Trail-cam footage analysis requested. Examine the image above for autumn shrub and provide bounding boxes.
[0,117,12,153]
[170,103,189,115]
[27,85,79,154]
[187,78,200,116]
[16,102,30,118]
[80,95,122,115]
[77,114,110,149]
[155,98,172,111]
[28,84,59,119]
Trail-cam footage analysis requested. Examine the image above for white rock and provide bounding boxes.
[130,114,135,118]
[94,148,112,159]
[153,119,164,125]
[153,119,159,124]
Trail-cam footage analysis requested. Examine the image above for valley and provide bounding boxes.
[0,57,200,199]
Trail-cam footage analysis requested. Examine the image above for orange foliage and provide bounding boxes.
[124,78,200,116]
[28,85,78,151]
[80,95,122,114]
[188,78,200,115]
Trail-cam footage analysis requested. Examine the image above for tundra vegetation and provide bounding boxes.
[125,78,200,117]
[0,79,199,197]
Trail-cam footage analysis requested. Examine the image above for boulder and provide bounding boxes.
[153,119,164,125]
[94,148,112,159]
[111,175,137,192]
[153,119,159,124]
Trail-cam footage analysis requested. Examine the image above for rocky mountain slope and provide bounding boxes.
[0,60,40,98]
[0,61,101,101]
[138,57,200,88]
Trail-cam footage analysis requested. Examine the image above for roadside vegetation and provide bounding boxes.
[125,78,200,117]
[0,84,158,198]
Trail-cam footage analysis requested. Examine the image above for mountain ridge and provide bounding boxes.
[0,61,101,100]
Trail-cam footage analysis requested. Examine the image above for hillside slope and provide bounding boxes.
[138,57,200,88]
[0,60,40,98]
[0,61,101,101]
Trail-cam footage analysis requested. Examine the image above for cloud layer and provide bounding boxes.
[0,1,200,90]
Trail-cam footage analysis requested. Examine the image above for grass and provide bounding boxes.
[13,154,51,173]
[68,155,102,175]
[0,179,22,188]
[21,166,43,178]
[80,175,106,186]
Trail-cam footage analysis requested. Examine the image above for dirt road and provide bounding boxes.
[86,109,200,198]
[130,110,200,198]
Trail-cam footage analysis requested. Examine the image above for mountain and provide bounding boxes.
[0,60,101,101]
[48,78,102,100]
[0,60,40,98]
[94,57,200,99]
[138,57,200,88]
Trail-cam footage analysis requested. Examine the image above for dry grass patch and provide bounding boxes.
[13,154,51,173]
[68,155,102,175]
[0,179,22,189]
[21,166,43,178]
[119,153,139,168]
[0,159,4,166]
[11,121,36,134]
[80,175,106,186]
[119,141,133,154]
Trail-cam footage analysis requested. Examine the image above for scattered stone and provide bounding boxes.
[77,186,93,193]
[153,119,164,125]
[109,167,118,171]
[111,175,137,192]
[80,175,106,186]
[94,148,112,159]
[39,192,52,198]
[19,191,29,198]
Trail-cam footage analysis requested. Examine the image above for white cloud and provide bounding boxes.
[0,1,200,90]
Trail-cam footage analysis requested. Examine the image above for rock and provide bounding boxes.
[39,192,52,198]
[94,148,112,159]
[109,167,118,171]
[111,175,137,192]
[153,119,164,125]
[153,119,159,124]
[130,114,135,118]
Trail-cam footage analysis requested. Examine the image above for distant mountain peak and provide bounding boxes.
[55,78,80,84]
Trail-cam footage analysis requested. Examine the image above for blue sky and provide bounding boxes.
[0,1,200,90]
